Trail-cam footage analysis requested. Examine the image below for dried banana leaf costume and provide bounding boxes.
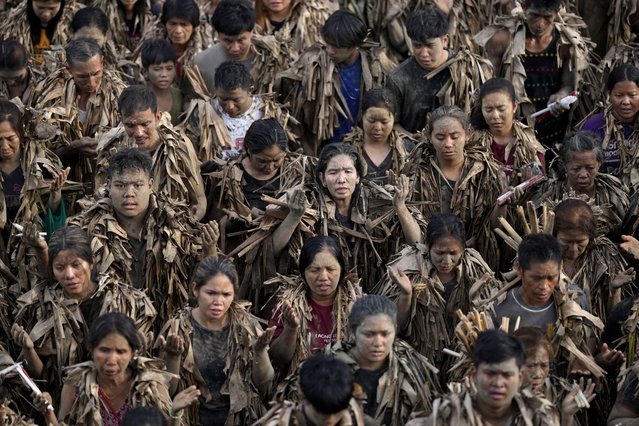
[67,195,202,324]
[370,245,500,372]
[30,66,126,186]
[62,357,174,426]
[94,113,202,209]
[278,43,394,155]
[532,173,629,236]
[0,0,83,66]
[13,274,156,401]
[402,141,505,270]
[265,274,362,375]
[607,0,639,49]
[0,406,35,426]
[468,120,546,187]
[88,0,154,52]
[155,304,268,425]
[0,65,42,108]
[253,399,367,426]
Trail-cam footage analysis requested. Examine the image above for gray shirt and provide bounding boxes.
[193,44,254,94]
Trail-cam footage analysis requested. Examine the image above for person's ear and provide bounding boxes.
[155,110,163,121]
[442,34,449,48]
[141,68,148,81]
[515,259,522,278]
[469,365,477,384]
[191,282,198,299]
[320,172,327,187]
[148,177,154,189]
[248,85,255,96]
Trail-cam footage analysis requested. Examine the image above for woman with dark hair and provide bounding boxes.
[373,212,499,373]
[156,255,274,425]
[11,226,156,407]
[342,87,414,185]
[581,64,639,193]
[88,0,154,51]
[0,0,83,66]
[470,77,545,185]
[0,40,41,105]
[267,236,362,376]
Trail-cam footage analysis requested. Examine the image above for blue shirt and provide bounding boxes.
[330,57,362,144]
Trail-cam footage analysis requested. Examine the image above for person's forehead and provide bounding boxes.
[525,7,558,16]
[523,260,560,274]
[215,87,248,97]
[123,108,156,122]
[111,169,150,181]
[219,31,251,41]
[479,358,520,372]
[68,55,102,71]
[166,17,192,25]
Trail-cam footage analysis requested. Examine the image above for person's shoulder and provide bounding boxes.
[581,112,606,131]
[391,56,420,76]
[193,43,225,65]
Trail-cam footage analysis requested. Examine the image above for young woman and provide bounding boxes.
[156,256,274,425]
[343,88,414,185]
[268,236,362,376]
[88,0,154,51]
[581,64,639,193]
[12,227,156,405]
[470,77,545,185]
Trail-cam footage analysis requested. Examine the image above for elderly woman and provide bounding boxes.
[156,256,274,425]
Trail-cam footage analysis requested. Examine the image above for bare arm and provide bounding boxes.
[272,189,306,257]
[388,267,412,331]
[267,301,300,366]
[157,333,185,395]
[58,383,76,421]
[394,174,422,245]
[11,324,43,378]
[251,326,276,395]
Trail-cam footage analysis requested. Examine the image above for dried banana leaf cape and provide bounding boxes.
[89,0,154,52]
[0,0,84,64]
[607,0,639,48]
[62,357,174,426]
[67,194,202,324]
[13,274,157,398]
[0,65,43,108]
[402,141,506,270]
[0,263,13,347]
[251,32,298,96]
[621,297,639,366]
[532,173,630,236]
[468,120,546,186]
[155,303,268,425]
[371,245,500,370]
[253,399,366,426]
[0,405,36,426]
[278,42,395,154]
[342,127,411,179]
[325,340,441,426]
[474,8,594,119]
[95,113,202,209]
[265,274,362,375]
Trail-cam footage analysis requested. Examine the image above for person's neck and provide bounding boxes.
[192,306,229,331]
[612,110,638,124]
[437,270,455,283]
[363,134,391,149]
[97,368,132,389]
[567,182,594,197]
[437,156,464,180]
[351,347,385,370]
[8,83,27,100]
[309,290,336,307]
[152,85,171,97]
[526,31,553,52]
[491,127,514,144]
[0,158,20,175]
[269,6,291,23]
[475,399,514,426]
[334,197,352,217]
[115,211,147,239]
[339,50,359,68]
[78,90,92,110]
[173,43,186,55]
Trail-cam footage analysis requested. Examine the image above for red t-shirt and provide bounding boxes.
[491,140,546,178]
[270,296,335,353]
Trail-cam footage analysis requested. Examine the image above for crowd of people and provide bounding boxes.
[0,0,639,424]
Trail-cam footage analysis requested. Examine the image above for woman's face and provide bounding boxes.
[92,332,134,379]
[564,151,600,194]
[481,91,517,135]
[429,236,464,276]
[304,249,341,304]
[247,145,286,176]
[430,117,466,164]
[31,0,62,25]
[193,273,235,323]
[352,313,396,370]
[52,249,93,298]
[263,0,292,17]
[610,80,639,123]
[555,229,590,261]
[363,107,394,144]
[166,17,194,47]
[0,121,21,163]
[521,346,550,394]
[119,0,138,12]
[320,154,360,204]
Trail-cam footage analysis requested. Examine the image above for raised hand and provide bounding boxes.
[11,323,33,350]
[388,266,412,296]
[158,332,185,357]
[201,220,220,257]
[280,300,300,330]
[253,326,276,352]
[287,188,307,218]
[611,268,636,290]
[49,166,70,212]
[561,377,596,417]
[171,385,201,413]
[393,174,410,210]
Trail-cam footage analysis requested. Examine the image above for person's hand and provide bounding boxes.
[73,137,98,156]
[388,266,412,296]
[157,332,185,357]
[33,392,54,414]
[19,222,47,251]
[286,188,306,219]
[393,174,410,210]
[171,385,201,412]
[253,326,276,352]
[561,377,596,417]
[620,235,639,260]
[548,91,571,117]
[11,324,34,350]
[280,300,300,330]
[201,221,219,257]
[49,166,70,212]
[611,268,636,290]
[597,343,625,370]
[569,357,593,377]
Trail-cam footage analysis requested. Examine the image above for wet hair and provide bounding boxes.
[214,60,252,91]
[161,0,200,27]
[473,329,525,368]
[65,38,102,67]
[427,105,470,135]
[244,118,288,155]
[426,213,466,248]
[28,0,64,45]
[512,326,553,360]
[553,198,597,241]
[118,85,158,116]
[192,255,239,293]
[122,407,169,426]
[70,7,108,36]
[299,236,347,287]
[107,148,153,180]
[86,312,143,352]
[348,295,397,334]
[406,6,449,43]
[559,131,603,165]
[211,0,255,36]
[0,40,29,71]
[320,10,367,48]
[316,143,366,185]
[471,77,517,130]
[0,99,24,141]
[361,88,397,117]
[523,0,562,12]
[517,233,562,271]
[607,64,639,92]
[140,39,176,68]
[48,226,95,281]
[300,354,354,415]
